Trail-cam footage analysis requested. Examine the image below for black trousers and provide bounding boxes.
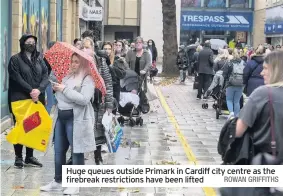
[94,145,102,160]
[112,84,120,115]
[11,111,34,158]
[197,73,212,99]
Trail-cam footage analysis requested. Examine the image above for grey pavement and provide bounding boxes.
[1,77,225,196]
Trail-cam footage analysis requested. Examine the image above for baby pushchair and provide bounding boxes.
[117,70,149,127]
[202,85,244,119]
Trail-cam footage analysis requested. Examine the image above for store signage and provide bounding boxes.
[181,11,253,31]
[79,0,103,21]
[265,6,283,35]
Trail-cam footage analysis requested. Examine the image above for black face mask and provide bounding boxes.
[24,44,36,53]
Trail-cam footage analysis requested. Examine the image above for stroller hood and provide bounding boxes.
[120,70,140,91]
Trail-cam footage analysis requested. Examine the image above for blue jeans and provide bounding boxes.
[54,115,84,183]
[45,83,55,114]
[226,86,243,117]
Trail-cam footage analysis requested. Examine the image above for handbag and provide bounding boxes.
[146,82,158,101]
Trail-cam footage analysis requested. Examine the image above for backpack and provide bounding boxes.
[229,60,245,86]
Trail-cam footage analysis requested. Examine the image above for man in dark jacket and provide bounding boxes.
[8,34,49,168]
[197,41,214,99]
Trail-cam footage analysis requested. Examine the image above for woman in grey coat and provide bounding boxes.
[66,38,113,166]
[126,36,151,92]
[40,53,95,195]
[82,38,113,165]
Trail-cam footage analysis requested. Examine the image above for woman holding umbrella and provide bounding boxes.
[41,42,106,195]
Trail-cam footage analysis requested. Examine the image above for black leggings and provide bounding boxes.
[11,113,33,158]
[94,145,102,160]
[112,84,120,115]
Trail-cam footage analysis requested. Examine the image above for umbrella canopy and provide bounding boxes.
[210,39,228,51]
[44,42,106,96]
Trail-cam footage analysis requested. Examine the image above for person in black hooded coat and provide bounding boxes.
[8,34,49,168]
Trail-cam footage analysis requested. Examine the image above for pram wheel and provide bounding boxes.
[129,118,135,127]
[212,104,217,109]
[139,118,143,126]
[202,103,208,109]
[118,116,125,126]
[136,117,141,125]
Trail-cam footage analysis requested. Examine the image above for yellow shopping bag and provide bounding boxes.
[6,99,52,152]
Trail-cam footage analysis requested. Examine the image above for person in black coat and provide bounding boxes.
[8,34,49,168]
[197,41,214,99]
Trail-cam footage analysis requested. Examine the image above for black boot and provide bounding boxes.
[94,146,103,165]
[14,156,24,169]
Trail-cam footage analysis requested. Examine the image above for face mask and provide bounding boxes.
[148,43,152,46]
[24,44,36,53]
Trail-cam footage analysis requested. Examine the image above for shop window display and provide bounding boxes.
[181,0,201,7]
[230,0,249,8]
[204,0,225,8]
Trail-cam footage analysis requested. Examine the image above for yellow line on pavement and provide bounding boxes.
[156,86,217,196]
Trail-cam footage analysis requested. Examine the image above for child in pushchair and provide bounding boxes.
[117,70,149,127]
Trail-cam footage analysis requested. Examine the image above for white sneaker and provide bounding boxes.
[101,144,109,153]
[63,187,79,195]
[227,112,235,120]
[40,180,62,192]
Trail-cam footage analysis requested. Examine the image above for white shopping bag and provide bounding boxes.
[146,82,158,101]
[102,112,113,132]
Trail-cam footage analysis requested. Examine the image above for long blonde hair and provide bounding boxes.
[264,51,283,87]
[232,49,241,60]
[219,49,229,59]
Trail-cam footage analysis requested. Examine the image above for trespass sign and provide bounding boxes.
[181,11,253,31]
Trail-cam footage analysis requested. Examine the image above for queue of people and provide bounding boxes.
[7,30,157,195]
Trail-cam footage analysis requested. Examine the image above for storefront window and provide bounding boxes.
[181,0,201,8]
[204,0,226,8]
[229,0,249,8]
[1,0,11,118]
[180,30,200,45]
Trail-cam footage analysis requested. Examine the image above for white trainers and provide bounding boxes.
[227,112,235,120]
[63,187,79,195]
[101,144,109,153]
[40,180,62,192]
